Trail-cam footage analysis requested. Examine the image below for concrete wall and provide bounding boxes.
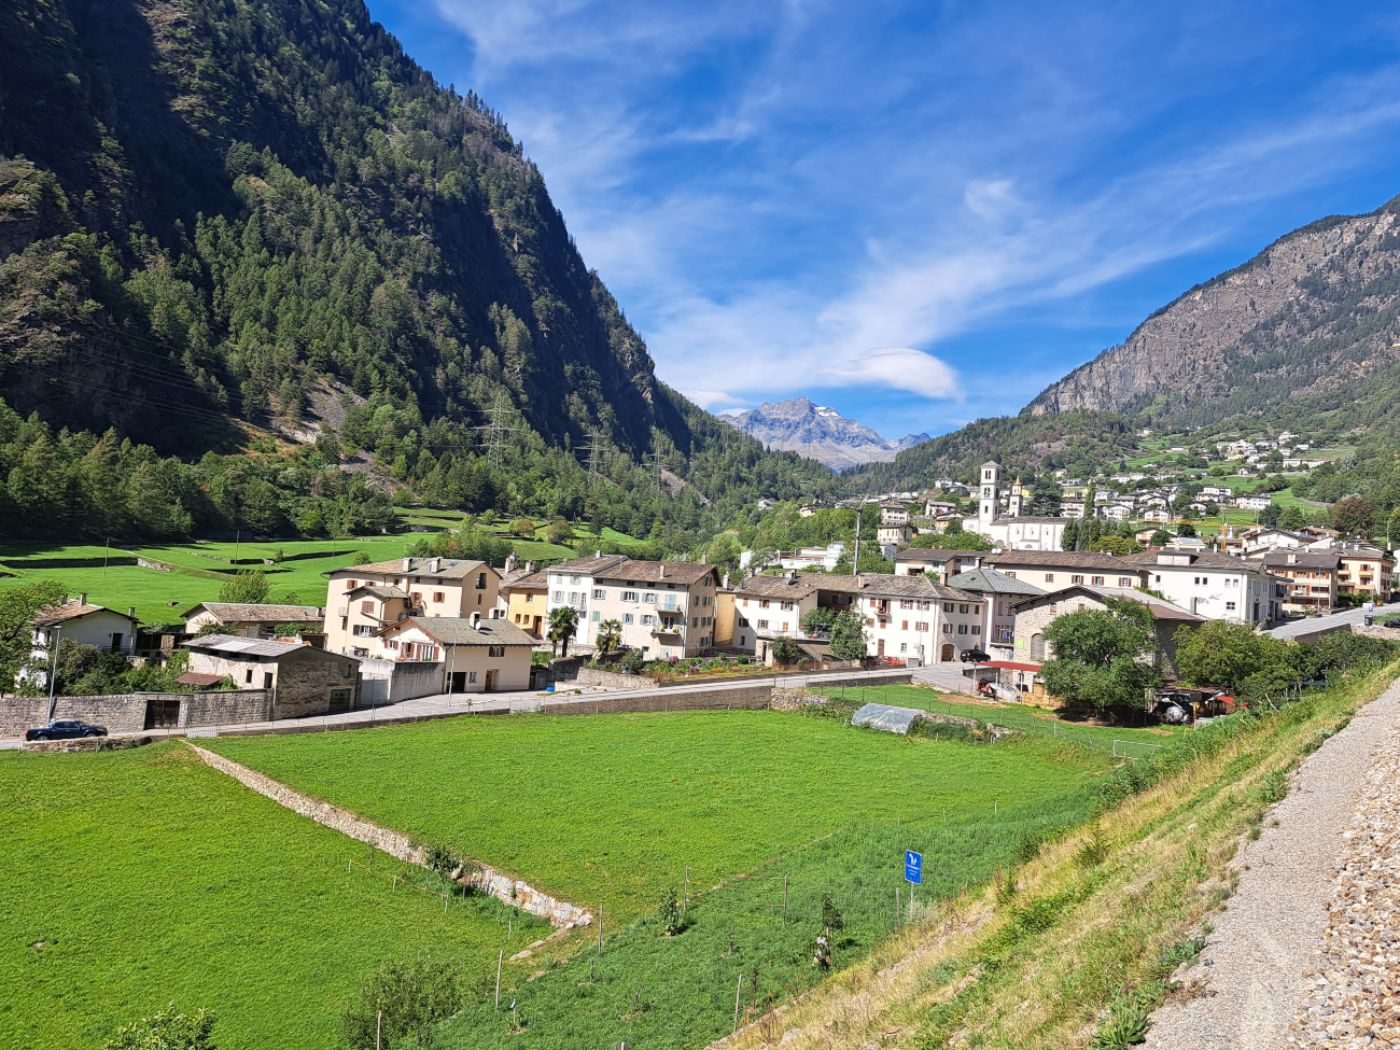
[358,659,443,704]
[0,689,275,738]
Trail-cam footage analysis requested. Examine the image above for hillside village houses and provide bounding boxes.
[732,571,986,665]
[323,556,504,659]
[374,616,535,692]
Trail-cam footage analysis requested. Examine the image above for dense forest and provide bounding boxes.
[0,0,835,542]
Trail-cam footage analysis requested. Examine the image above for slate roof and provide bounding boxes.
[986,550,1144,573]
[383,617,537,647]
[182,634,309,659]
[1013,585,1204,623]
[734,572,979,602]
[1124,550,1270,573]
[183,602,322,623]
[347,584,409,601]
[34,601,136,628]
[327,557,490,580]
[1258,551,1342,571]
[893,548,985,564]
[946,567,1047,597]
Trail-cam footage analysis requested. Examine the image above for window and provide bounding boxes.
[1118,577,1134,587]
[916,621,928,631]
[1071,574,1084,584]
[972,625,981,635]
[432,591,444,603]
[957,624,968,634]
[959,604,969,614]
[552,590,563,602]
[468,671,478,683]
[592,588,605,599]
[1004,571,1016,579]
[644,593,658,604]
[345,580,356,590]
[263,672,273,689]
[902,620,909,630]
[1225,602,1237,611]
[488,645,505,657]
[360,600,373,614]
[642,614,654,626]
[757,619,769,629]
[591,610,601,622]
[1225,578,1237,587]
[900,643,908,653]
[943,602,954,612]
[942,624,952,634]
[411,592,422,605]
[622,590,639,602]
[760,599,770,609]
[476,573,487,589]
[245,669,253,684]
[1044,573,1055,583]
[623,613,634,624]
[1091,576,1105,586]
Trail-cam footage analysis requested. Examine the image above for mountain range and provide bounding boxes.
[724,398,929,470]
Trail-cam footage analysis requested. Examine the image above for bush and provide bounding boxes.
[343,957,468,1050]
[770,635,802,666]
[620,649,645,675]
[659,889,683,936]
[218,569,270,604]
[105,1005,216,1050]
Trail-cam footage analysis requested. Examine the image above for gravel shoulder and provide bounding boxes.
[1144,676,1400,1050]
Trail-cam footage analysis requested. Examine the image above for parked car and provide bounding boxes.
[960,647,991,663]
[24,720,108,742]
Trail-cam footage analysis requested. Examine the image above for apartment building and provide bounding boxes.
[323,557,502,658]
[375,615,534,692]
[945,567,1046,655]
[731,572,985,665]
[1124,550,1284,625]
[546,555,721,659]
[984,550,1147,592]
[1256,550,1340,615]
[1337,543,1396,601]
[893,548,986,579]
[500,567,549,638]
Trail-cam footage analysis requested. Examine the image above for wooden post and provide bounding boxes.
[495,949,503,1009]
[895,885,901,925]
[376,1009,382,1050]
[347,858,352,875]
[598,904,604,952]
[683,866,690,914]
[782,875,789,918]
[733,972,744,1032]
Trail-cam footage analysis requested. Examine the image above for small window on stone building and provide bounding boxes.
[263,672,273,688]
[245,669,253,684]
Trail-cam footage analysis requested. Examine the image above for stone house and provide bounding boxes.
[182,602,323,638]
[182,635,360,716]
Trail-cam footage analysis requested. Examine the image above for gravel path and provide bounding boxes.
[1144,676,1400,1050]
[1288,715,1400,1046]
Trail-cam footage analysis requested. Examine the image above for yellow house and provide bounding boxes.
[501,568,549,638]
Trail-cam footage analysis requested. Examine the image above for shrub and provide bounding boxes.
[659,889,683,936]
[104,1005,217,1050]
[218,569,270,604]
[342,957,467,1050]
[770,635,802,666]
[620,649,645,675]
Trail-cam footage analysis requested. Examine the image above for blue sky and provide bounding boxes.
[368,0,1400,441]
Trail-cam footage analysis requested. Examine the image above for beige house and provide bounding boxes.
[1256,550,1340,615]
[1337,543,1395,601]
[323,557,502,658]
[985,550,1147,592]
[545,556,721,659]
[893,548,985,578]
[183,602,322,638]
[181,635,360,716]
[375,616,534,692]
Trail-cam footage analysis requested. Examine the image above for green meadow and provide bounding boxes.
[0,744,546,1050]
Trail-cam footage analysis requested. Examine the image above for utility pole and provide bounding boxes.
[46,625,63,722]
[474,394,519,468]
[642,451,664,494]
[851,504,862,575]
[578,428,603,484]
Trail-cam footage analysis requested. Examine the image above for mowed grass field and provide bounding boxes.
[206,708,1109,926]
[0,513,644,623]
[0,744,546,1050]
[203,706,1130,1046]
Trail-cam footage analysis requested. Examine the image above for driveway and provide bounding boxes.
[1265,600,1400,642]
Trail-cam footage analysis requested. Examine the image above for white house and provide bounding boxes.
[1124,550,1285,625]
[375,615,534,692]
[22,596,139,688]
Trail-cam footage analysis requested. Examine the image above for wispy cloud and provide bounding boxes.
[412,0,1400,433]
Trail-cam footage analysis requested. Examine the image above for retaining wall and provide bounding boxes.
[0,689,275,739]
[189,745,592,929]
[539,682,773,716]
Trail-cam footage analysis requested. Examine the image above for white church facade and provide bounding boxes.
[961,460,1068,553]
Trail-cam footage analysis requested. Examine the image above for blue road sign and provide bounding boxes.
[904,849,922,885]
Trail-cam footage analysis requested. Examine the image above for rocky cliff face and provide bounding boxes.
[1026,197,1400,424]
[726,397,926,470]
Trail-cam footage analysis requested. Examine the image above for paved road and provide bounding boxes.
[2,665,921,747]
[1265,600,1400,641]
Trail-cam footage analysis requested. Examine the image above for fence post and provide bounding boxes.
[495,949,503,1009]
[733,972,744,1032]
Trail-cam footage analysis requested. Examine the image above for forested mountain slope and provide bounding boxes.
[0,0,832,540]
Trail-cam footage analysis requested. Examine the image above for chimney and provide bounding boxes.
[786,569,797,585]
[471,611,481,628]
[660,563,667,579]
[78,592,88,605]
[403,556,412,572]
[429,557,441,574]
[525,561,534,573]
[1287,552,1297,564]
[127,606,136,618]
[596,549,602,558]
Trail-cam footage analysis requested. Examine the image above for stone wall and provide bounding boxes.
[540,682,774,716]
[22,735,151,753]
[0,689,275,739]
[190,745,592,929]
[1352,624,1400,641]
[574,666,648,689]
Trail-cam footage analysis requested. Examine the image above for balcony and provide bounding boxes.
[657,604,685,619]
[651,621,684,637]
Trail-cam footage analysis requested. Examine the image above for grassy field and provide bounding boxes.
[0,743,546,1050]
[830,684,1184,759]
[201,705,1136,1047]
[723,664,1400,1049]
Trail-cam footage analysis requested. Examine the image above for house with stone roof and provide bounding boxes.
[182,602,323,638]
[375,615,535,693]
[21,595,140,688]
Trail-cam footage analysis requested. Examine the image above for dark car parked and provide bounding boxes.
[25,720,108,742]
[960,647,991,663]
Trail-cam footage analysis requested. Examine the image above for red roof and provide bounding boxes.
[979,660,1042,673]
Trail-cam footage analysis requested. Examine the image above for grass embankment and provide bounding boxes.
[0,743,546,1050]
[724,663,1399,1050]
[207,708,1110,1048]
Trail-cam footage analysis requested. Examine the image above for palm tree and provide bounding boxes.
[548,605,580,658]
[596,618,622,656]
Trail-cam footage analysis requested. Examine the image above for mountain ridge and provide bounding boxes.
[725,396,928,470]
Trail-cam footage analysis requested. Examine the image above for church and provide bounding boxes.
[961,460,1068,552]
